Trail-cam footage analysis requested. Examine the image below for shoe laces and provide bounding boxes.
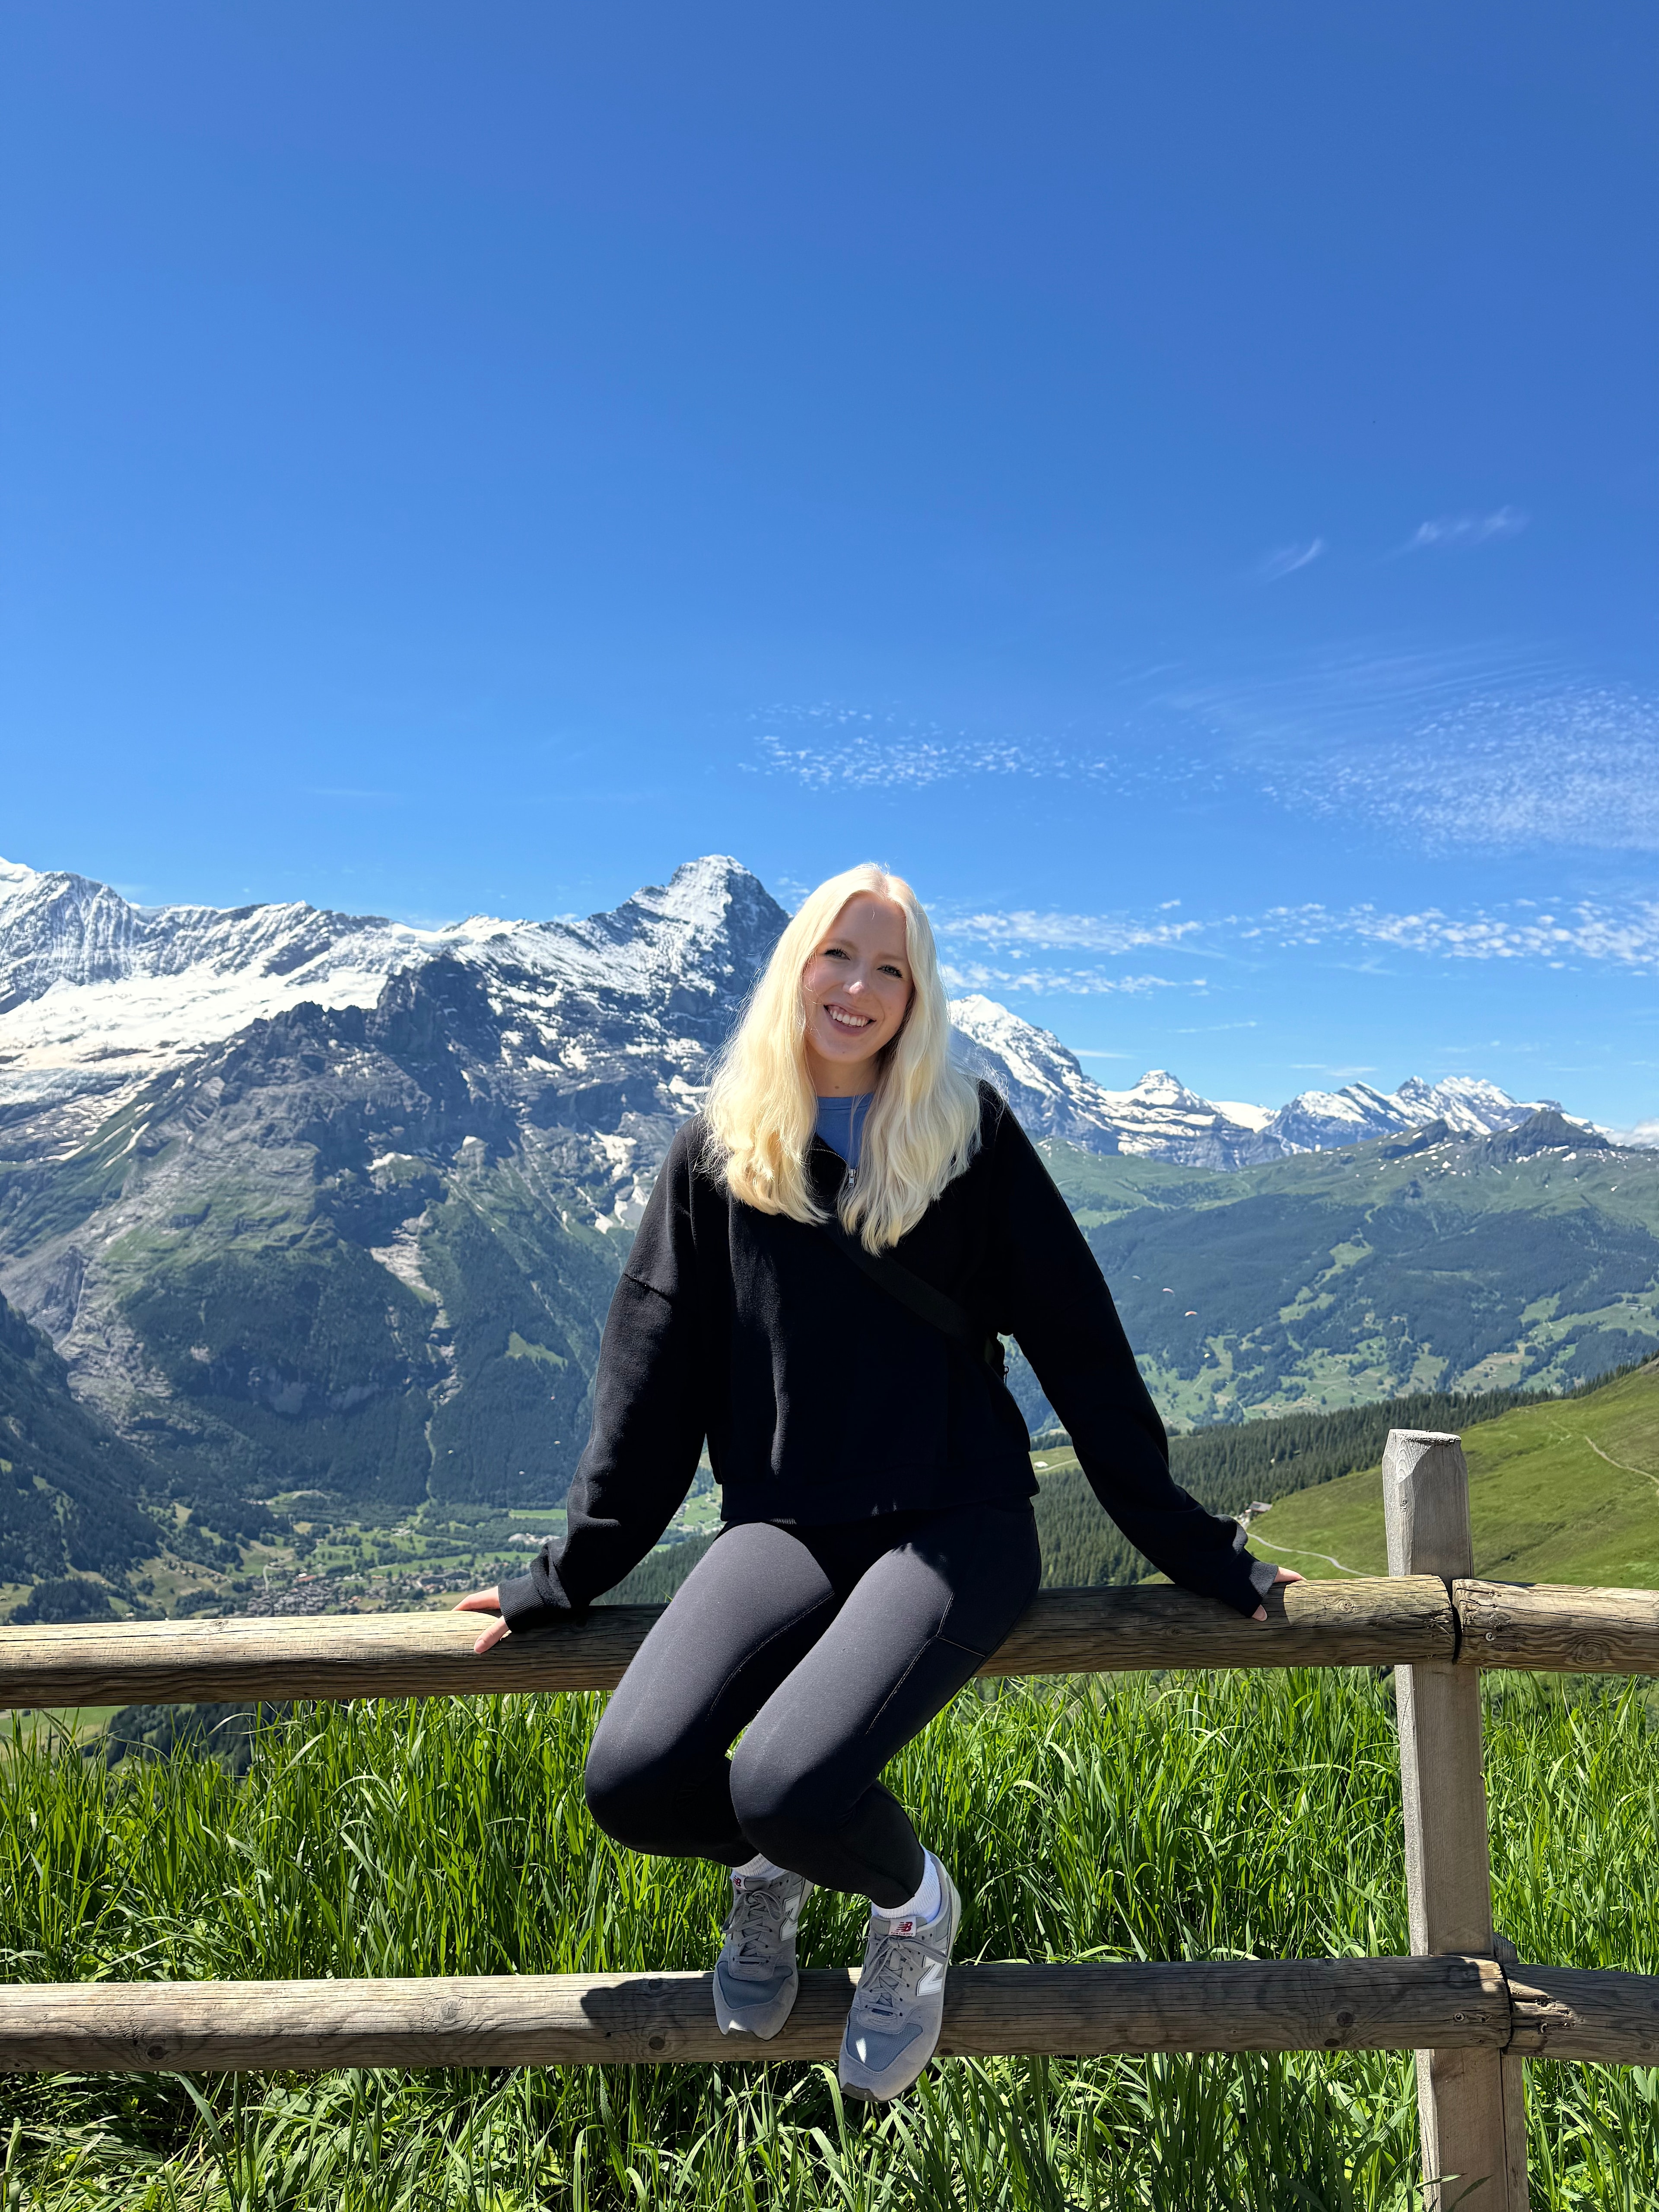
[723,1881,788,1967]
[852,1930,922,2022]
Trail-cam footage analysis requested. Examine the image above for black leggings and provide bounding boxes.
[583,1500,1042,1908]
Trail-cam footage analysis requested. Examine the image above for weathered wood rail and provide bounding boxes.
[4,1575,1655,1713]
[0,1574,1461,1709]
[0,1957,1536,2073]
[4,1430,1658,2209]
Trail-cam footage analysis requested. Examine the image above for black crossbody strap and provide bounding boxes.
[818,1215,1006,1377]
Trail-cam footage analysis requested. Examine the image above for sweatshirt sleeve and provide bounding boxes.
[496,1129,707,1636]
[986,1103,1274,1618]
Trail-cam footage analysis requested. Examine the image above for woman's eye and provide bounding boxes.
[822,947,848,960]
[880,965,904,978]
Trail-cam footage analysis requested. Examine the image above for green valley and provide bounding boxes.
[1033,1112,1659,1429]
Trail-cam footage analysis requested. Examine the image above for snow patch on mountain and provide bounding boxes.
[1089,1069,1265,1166]
[1211,1099,1275,1133]
[947,994,1123,1151]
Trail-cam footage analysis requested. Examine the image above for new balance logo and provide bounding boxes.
[890,1917,917,1936]
[916,1962,946,1996]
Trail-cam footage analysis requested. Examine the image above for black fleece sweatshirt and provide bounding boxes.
[497,1086,1274,1634]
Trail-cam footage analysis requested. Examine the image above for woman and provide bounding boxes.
[458,862,1297,2104]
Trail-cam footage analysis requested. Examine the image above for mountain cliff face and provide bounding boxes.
[0,1287,163,1602]
[0,850,1630,1567]
[0,857,791,1520]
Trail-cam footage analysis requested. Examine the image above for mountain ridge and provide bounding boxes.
[2,853,1565,1170]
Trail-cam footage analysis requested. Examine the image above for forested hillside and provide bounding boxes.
[1029,1378,1560,1589]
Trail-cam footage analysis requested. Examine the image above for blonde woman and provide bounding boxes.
[458,864,1294,2102]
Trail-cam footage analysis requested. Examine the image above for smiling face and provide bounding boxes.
[800,893,915,1096]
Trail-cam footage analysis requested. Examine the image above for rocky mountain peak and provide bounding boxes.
[1478,1108,1615,1162]
[1113,1070,1212,1111]
[633,853,766,927]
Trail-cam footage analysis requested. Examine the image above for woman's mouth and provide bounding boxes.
[825,1004,873,1033]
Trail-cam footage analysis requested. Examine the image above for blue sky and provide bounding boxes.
[4,2,1657,1125]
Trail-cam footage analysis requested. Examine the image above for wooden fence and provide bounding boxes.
[3,1429,1658,2209]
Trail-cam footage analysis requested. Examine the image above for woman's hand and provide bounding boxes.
[1250,1566,1304,1624]
[454,1586,511,1655]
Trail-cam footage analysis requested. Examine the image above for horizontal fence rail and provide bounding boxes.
[1453,1579,1659,1675]
[3,1576,1656,1710]
[10,1956,1658,2076]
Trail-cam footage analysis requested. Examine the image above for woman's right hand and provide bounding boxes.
[1250,1566,1305,1622]
[454,1586,511,1655]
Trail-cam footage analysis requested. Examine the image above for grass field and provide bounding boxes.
[1253,1359,1659,1587]
[2,1666,1657,2209]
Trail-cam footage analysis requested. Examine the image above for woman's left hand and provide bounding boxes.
[454,1586,511,1655]
[1250,1566,1304,1624]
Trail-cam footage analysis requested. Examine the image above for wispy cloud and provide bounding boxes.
[1160,645,1659,854]
[749,658,1659,856]
[944,894,1659,978]
[750,728,1034,789]
[1295,685,1659,853]
[1255,537,1325,582]
[942,963,1189,997]
[1278,899,1659,967]
[1403,507,1528,552]
[745,704,1208,797]
[937,909,1201,954]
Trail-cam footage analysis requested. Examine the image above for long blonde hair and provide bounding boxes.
[703,864,982,1251]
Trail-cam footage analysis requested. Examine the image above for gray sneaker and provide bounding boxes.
[837,1859,961,2103]
[712,1866,813,2039]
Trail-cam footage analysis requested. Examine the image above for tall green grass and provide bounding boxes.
[1,1669,1656,2209]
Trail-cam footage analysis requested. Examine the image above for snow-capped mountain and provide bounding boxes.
[1242,1072,1556,1159]
[947,1003,1275,1167]
[947,994,1131,1152]
[0,852,1570,1183]
[0,855,797,1516]
[0,853,784,1165]
[1089,1069,1273,1167]
[947,995,1554,1165]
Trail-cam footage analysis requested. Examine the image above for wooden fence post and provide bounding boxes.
[1383,1429,1526,2210]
